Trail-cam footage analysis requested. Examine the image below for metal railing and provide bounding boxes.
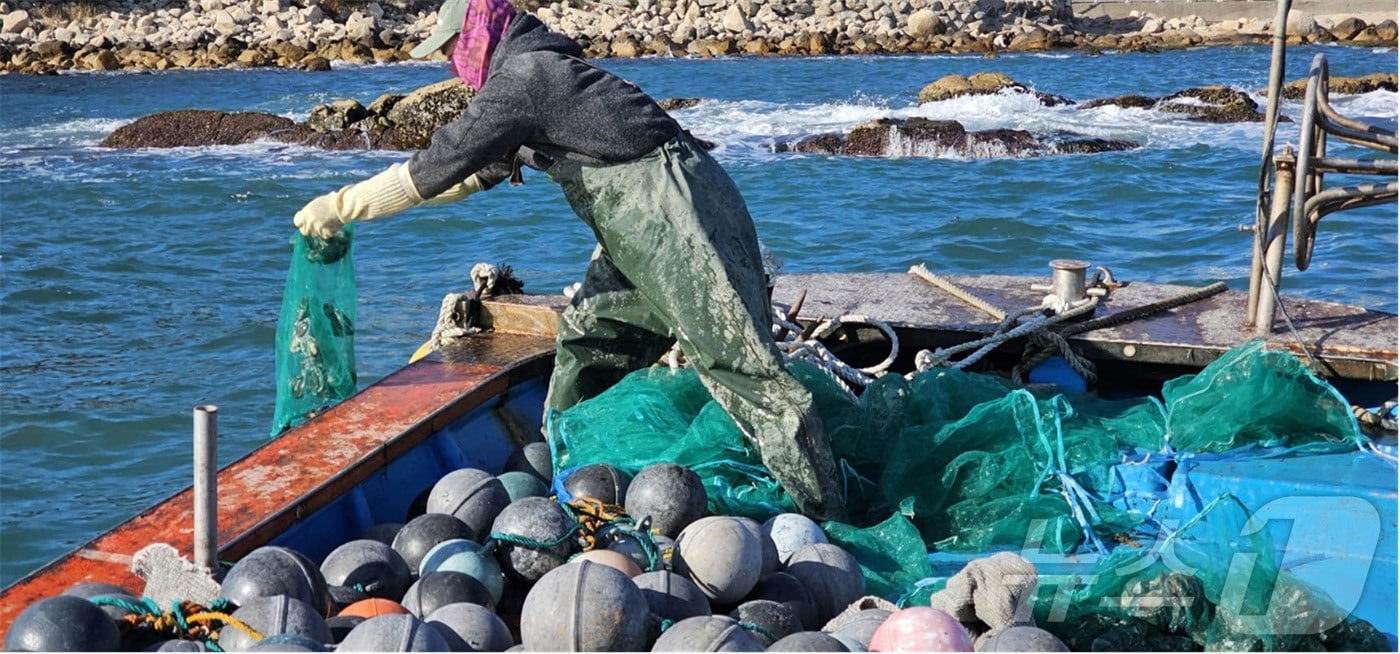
[1246,0,1398,334]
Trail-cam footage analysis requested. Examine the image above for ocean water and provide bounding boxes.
[0,44,1395,587]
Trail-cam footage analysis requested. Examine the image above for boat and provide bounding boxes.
[1,2,1395,649]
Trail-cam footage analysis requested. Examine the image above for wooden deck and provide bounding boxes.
[772,272,1397,382]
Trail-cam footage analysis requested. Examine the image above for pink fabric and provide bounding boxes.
[450,0,515,90]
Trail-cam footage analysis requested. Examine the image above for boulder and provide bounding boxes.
[1078,93,1156,110]
[100,109,295,148]
[1270,72,1397,99]
[1156,85,1264,122]
[774,117,1138,159]
[917,72,1072,106]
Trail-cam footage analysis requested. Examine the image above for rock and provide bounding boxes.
[2,9,29,34]
[1285,11,1317,36]
[308,98,370,132]
[775,117,1137,159]
[380,78,476,149]
[917,71,1071,106]
[1156,85,1264,122]
[101,109,295,148]
[917,73,975,103]
[1270,72,1397,99]
[1374,19,1398,42]
[721,5,752,33]
[1327,16,1366,41]
[1079,94,1156,110]
[906,8,943,38]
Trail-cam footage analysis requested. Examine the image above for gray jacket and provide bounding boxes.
[407,14,682,198]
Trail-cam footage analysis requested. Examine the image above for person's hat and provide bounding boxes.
[410,0,468,59]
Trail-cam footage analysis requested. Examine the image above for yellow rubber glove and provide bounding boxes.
[422,174,485,206]
[294,162,422,239]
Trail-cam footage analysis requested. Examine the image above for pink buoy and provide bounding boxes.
[868,606,973,652]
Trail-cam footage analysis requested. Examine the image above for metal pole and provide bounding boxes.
[1247,0,1293,330]
[1255,154,1295,336]
[193,405,218,573]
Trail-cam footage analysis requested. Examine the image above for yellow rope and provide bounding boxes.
[187,611,264,641]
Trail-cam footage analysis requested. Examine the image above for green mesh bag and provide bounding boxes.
[1161,339,1362,452]
[271,228,358,436]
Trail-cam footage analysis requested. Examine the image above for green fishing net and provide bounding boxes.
[271,228,358,436]
[1030,494,1389,651]
[550,337,1370,622]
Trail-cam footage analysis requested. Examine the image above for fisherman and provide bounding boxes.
[292,0,847,521]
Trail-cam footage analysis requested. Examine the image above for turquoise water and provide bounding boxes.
[1,44,1395,586]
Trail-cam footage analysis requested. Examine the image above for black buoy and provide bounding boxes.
[733,516,780,577]
[980,625,1069,652]
[561,462,631,504]
[419,538,505,605]
[217,594,331,652]
[400,570,494,618]
[425,602,515,652]
[624,462,708,538]
[319,539,414,603]
[247,633,327,651]
[221,546,331,617]
[497,471,549,502]
[326,615,365,644]
[729,599,801,645]
[762,513,828,566]
[766,630,851,652]
[825,607,891,650]
[392,513,473,573]
[673,516,764,605]
[149,638,207,651]
[746,572,820,631]
[4,595,121,652]
[406,486,433,522]
[327,583,369,615]
[784,543,865,627]
[632,570,712,624]
[336,613,450,651]
[361,522,405,547]
[503,441,554,485]
[650,615,766,652]
[489,496,580,583]
[62,581,140,622]
[519,560,650,651]
[427,468,512,539]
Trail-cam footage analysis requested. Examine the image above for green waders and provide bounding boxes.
[542,134,848,522]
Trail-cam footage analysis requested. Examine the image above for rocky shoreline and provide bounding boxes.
[0,0,1394,74]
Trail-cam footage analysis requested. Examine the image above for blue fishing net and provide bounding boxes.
[270,228,358,436]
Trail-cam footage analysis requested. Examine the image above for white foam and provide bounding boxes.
[677,86,1267,157]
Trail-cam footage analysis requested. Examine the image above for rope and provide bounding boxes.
[1060,281,1229,337]
[915,299,1097,373]
[1011,281,1230,384]
[770,309,899,395]
[93,596,261,650]
[909,263,1007,321]
[737,621,779,644]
